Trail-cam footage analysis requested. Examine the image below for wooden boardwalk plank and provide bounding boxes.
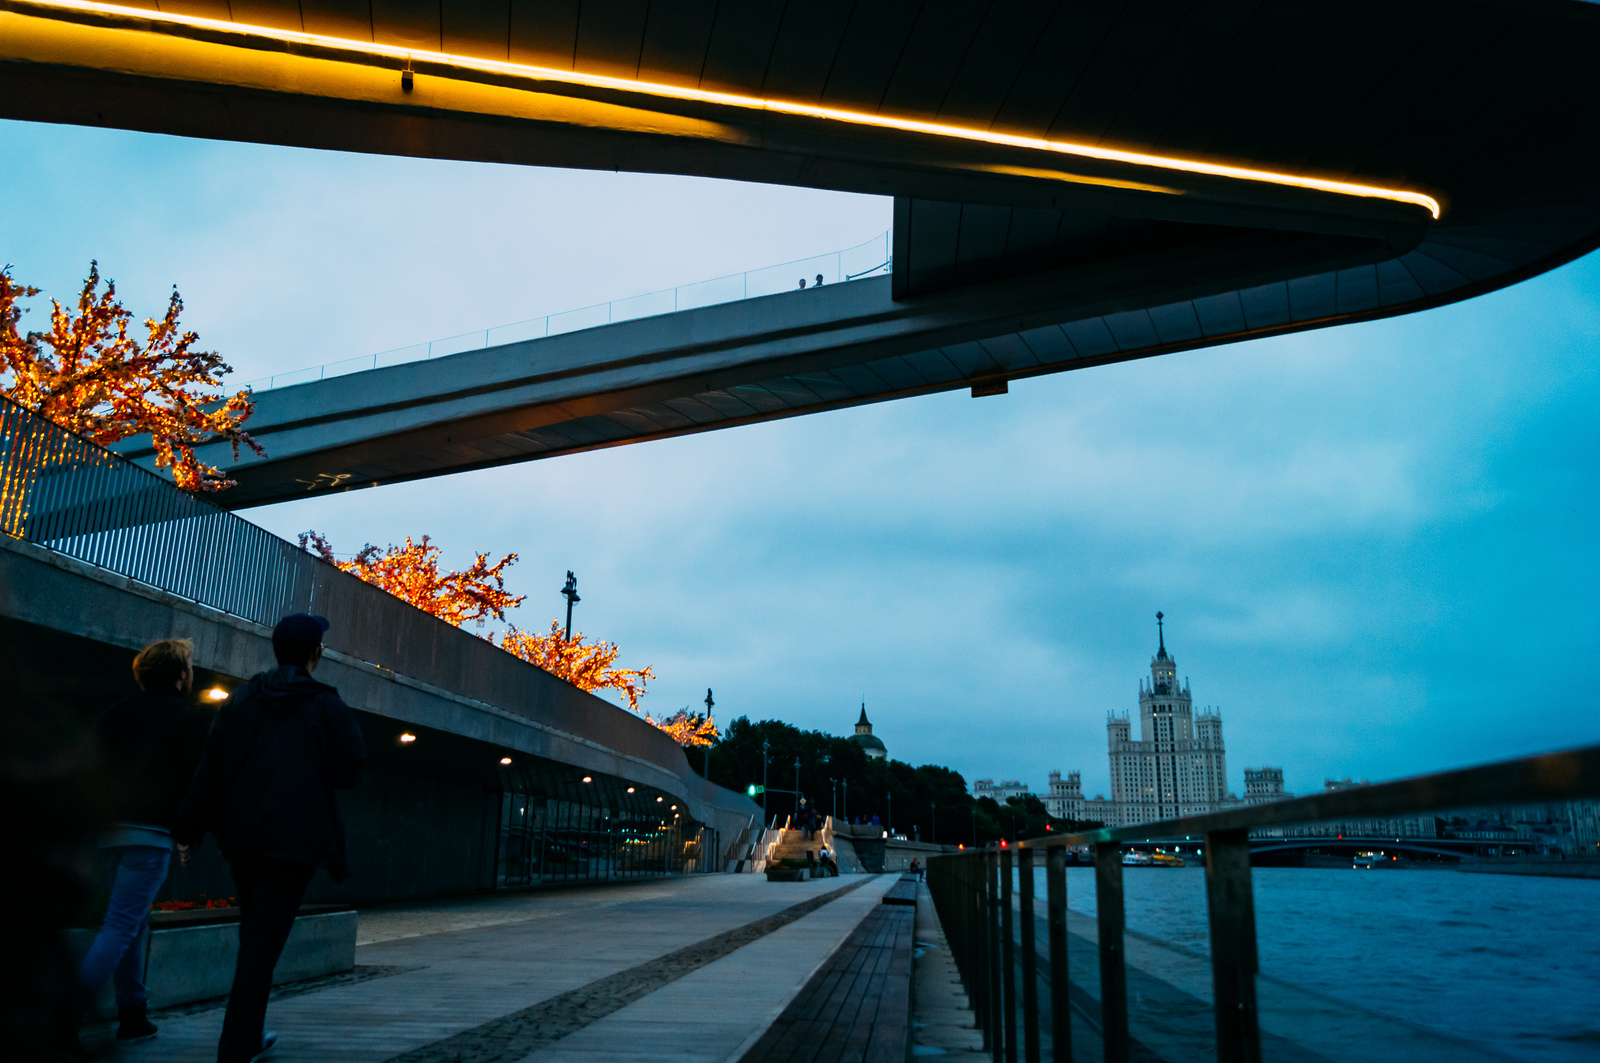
[741,894,916,1063]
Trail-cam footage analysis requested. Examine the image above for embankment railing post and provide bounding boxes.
[1019,847,1040,1063]
[1093,841,1129,1063]
[1001,847,1018,1063]
[988,851,1005,1063]
[1046,846,1070,1062]
[1204,829,1261,1063]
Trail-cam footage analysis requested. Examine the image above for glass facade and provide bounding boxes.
[491,754,716,889]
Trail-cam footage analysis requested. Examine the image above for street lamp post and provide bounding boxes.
[794,757,801,824]
[702,689,714,777]
[560,570,581,640]
[842,779,848,823]
[887,791,892,836]
[761,738,769,827]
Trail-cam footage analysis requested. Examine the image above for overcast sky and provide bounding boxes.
[5,118,1597,800]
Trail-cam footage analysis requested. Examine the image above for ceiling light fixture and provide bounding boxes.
[22,0,1441,218]
[399,733,416,744]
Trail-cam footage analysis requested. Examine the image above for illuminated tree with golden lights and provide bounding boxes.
[298,529,661,721]
[497,621,655,714]
[299,530,524,627]
[649,708,719,748]
[0,263,262,491]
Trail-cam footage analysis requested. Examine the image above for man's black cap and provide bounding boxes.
[273,613,330,664]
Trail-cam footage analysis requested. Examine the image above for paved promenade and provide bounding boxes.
[85,873,898,1063]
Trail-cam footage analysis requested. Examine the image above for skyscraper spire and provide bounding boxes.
[1156,611,1167,659]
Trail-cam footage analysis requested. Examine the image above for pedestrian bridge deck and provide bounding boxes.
[83,873,900,1063]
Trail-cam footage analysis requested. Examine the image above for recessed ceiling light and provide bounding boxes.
[399,733,416,744]
[500,757,512,765]
[582,776,592,783]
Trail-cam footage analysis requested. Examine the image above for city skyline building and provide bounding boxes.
[973,779,1032,804]
[1038,615,1291,829]
[1101,615,1235,826]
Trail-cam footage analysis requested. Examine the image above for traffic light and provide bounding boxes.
[747,784,765,796]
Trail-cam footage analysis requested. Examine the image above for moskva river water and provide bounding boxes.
[1041,866,1600,1062]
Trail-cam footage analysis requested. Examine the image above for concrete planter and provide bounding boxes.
[71,908,357,1019]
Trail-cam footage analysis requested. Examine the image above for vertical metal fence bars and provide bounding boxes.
[1000,847,1018,1063]
[1204,829,1262,1063]
[1093,841,1131,1062]
[988,851,1005,1063]
[1045,847,1070,1061]
[924,745,1599,1063]
[1018,846,1041,1063]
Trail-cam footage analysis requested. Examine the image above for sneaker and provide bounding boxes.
[115,1002,158,1042]
[249,1031,278,1061]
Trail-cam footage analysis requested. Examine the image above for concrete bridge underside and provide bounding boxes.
[3,0,1597,506]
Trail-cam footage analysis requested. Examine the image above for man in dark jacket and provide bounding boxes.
[174,614,365,1063]
[78,638,211,1042]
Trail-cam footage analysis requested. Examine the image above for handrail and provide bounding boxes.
[1011,741,1600,849]
[926,741,1600,1063]
[240,229,892,392]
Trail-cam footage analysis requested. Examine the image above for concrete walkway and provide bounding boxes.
[85,873,897,1063]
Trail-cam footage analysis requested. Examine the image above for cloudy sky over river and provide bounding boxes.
[5,119,1597,799]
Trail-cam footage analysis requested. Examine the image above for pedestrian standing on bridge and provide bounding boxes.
[174,614,365,1063]
[77,638,210,1044]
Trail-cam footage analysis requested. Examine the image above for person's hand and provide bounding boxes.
[176,842,192,867]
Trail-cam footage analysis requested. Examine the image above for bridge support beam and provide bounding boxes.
[1204,829,1262,1063]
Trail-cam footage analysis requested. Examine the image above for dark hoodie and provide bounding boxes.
[96,691,211,830]
[173,665,366,880]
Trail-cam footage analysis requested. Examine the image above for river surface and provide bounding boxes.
[1041,865,1600,1062]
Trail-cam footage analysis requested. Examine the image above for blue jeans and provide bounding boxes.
[79,845,171,1007]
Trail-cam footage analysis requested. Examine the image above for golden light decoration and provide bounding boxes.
[22,0,1440,218]
[499,757,512,765]
[0,263,264,493]
[626,787,635,793]
[399,732,417,744]
[582,776,592,783]
[497,621,652,713]
[300,531,522,628]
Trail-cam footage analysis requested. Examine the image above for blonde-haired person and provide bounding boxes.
[77,638,211,1044]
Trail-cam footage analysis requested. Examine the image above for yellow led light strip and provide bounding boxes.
[24,0,1440,219]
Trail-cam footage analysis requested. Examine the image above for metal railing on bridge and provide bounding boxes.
[926,742,1600,1063]
[0,394,320,626]
[241,230,893,392]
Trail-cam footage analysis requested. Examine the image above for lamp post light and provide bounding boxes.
[702,688,714,777]
[560,570,581,640]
